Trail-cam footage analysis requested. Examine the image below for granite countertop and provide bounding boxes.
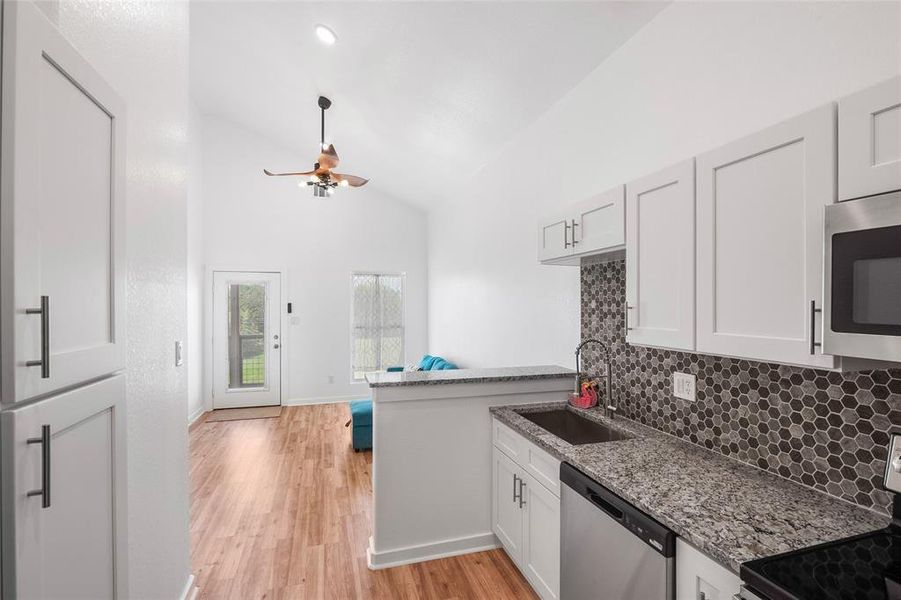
[490,401,890,573]
[365,365,574,388]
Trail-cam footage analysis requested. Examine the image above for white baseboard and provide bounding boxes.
[179,574,198,600]
[366,532,499,570]
[188,407,205,426]
[283,394,369,406]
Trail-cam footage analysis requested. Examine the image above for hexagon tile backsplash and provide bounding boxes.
[580,259,901,515]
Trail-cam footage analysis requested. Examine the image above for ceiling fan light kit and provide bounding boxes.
[263,95,368,197]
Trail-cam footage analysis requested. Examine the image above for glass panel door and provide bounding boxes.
[212,272,281,408]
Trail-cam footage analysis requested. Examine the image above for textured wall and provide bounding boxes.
[580,259,900,515]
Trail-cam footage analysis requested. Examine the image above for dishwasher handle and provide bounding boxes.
[587,490,623,520]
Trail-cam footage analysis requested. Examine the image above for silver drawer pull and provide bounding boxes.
[25,295,50,378]
[518,480,526,508]
[513,473,520,502]
[26,425,51,508]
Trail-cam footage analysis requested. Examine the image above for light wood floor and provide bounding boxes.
[189,403,538,599]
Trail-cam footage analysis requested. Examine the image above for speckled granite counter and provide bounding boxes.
[490,401,890,573]
[366,365,573,387]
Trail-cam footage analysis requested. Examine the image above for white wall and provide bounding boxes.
[40,1,194,598]
[198,114,428,407]
[187,103,205,424]
[428,1,901,368]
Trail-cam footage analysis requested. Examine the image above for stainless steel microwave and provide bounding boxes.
[823,191,901,362]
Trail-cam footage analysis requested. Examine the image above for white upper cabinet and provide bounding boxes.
[538,186,625,264]
[625,160,696,351]
[537,215,573,263]
[838,76,901,201]
[1,2,127,404]
[571,185,625,257]
[696,103,838,369]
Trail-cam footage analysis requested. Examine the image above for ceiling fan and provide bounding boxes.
[263,96,368,197]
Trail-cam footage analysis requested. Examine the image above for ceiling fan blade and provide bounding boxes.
[332,172,369,187]
[263,169,316,177]
[317,144,340,169]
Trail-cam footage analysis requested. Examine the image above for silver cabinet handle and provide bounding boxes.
[809,300,822,355]
[513,473,520,503]
[571,219,579,246]
[25,296,50,378]
[27,425,51,508]
[564,221,572,249]
[518,480,526,508]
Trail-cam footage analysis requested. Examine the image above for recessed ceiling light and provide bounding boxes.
[315,24,337,46]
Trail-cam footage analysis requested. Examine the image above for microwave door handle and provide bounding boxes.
[810,300,822,355]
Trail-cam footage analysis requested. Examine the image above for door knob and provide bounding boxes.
[273,343,280,349]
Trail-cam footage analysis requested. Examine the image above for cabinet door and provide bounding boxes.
[572,185,625,256]
[521,473,560,600]
[1,375,128,599]
[1,2,127,404]
[838,76,901,201]
[626,160,696,350]
[696,104,837,369]
[492,447,523,564]
[538,216,572,262]
[676,539,741,600]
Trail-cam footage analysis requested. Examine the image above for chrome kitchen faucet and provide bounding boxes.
[574,339,617,419]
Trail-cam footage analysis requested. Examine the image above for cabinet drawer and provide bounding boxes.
[524,441,560,498]
[493,418,525,463]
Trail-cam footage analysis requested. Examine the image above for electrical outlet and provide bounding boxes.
[174,341,184,367]
[673,372,696,401]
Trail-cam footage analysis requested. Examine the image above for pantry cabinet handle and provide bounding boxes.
[26,425,51,508]
[564,222,571,248]
[809,300,822,355]
[25,295,50,378]
[571,219,579,246]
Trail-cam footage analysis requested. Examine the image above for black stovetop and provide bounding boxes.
[741,524,901,600]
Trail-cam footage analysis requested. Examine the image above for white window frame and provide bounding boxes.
[350,271,406,383]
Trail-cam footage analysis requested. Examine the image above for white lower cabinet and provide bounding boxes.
[492,420,560,600]
[1,375,128,599]
[520,472,560,599]
[493,446,525,562]
[676,539,741,600]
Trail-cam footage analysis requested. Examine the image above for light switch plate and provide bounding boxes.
[175,340,184,367]
[673,372,696,401]
[884,432,901,494]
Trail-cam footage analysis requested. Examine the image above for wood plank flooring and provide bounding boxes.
[189,403,537,599]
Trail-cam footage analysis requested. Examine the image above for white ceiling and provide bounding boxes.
[190,1,667,209]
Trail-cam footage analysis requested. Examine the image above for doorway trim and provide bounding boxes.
[203,266,288,414]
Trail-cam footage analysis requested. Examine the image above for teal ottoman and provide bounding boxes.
[349,398,372,451]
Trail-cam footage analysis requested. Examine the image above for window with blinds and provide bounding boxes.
[351,273,405,381]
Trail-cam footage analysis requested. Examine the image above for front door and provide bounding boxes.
[212,272,281,408]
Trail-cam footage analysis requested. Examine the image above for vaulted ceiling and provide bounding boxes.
[190,1,667,210]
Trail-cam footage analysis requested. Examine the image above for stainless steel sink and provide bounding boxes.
[520,409,631,445]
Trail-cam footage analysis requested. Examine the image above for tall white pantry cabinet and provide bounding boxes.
[0,3,128,598]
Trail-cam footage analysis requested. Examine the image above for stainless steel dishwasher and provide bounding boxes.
[561,463,675,600]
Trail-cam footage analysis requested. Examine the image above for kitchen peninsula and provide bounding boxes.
[365,366,573,569]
